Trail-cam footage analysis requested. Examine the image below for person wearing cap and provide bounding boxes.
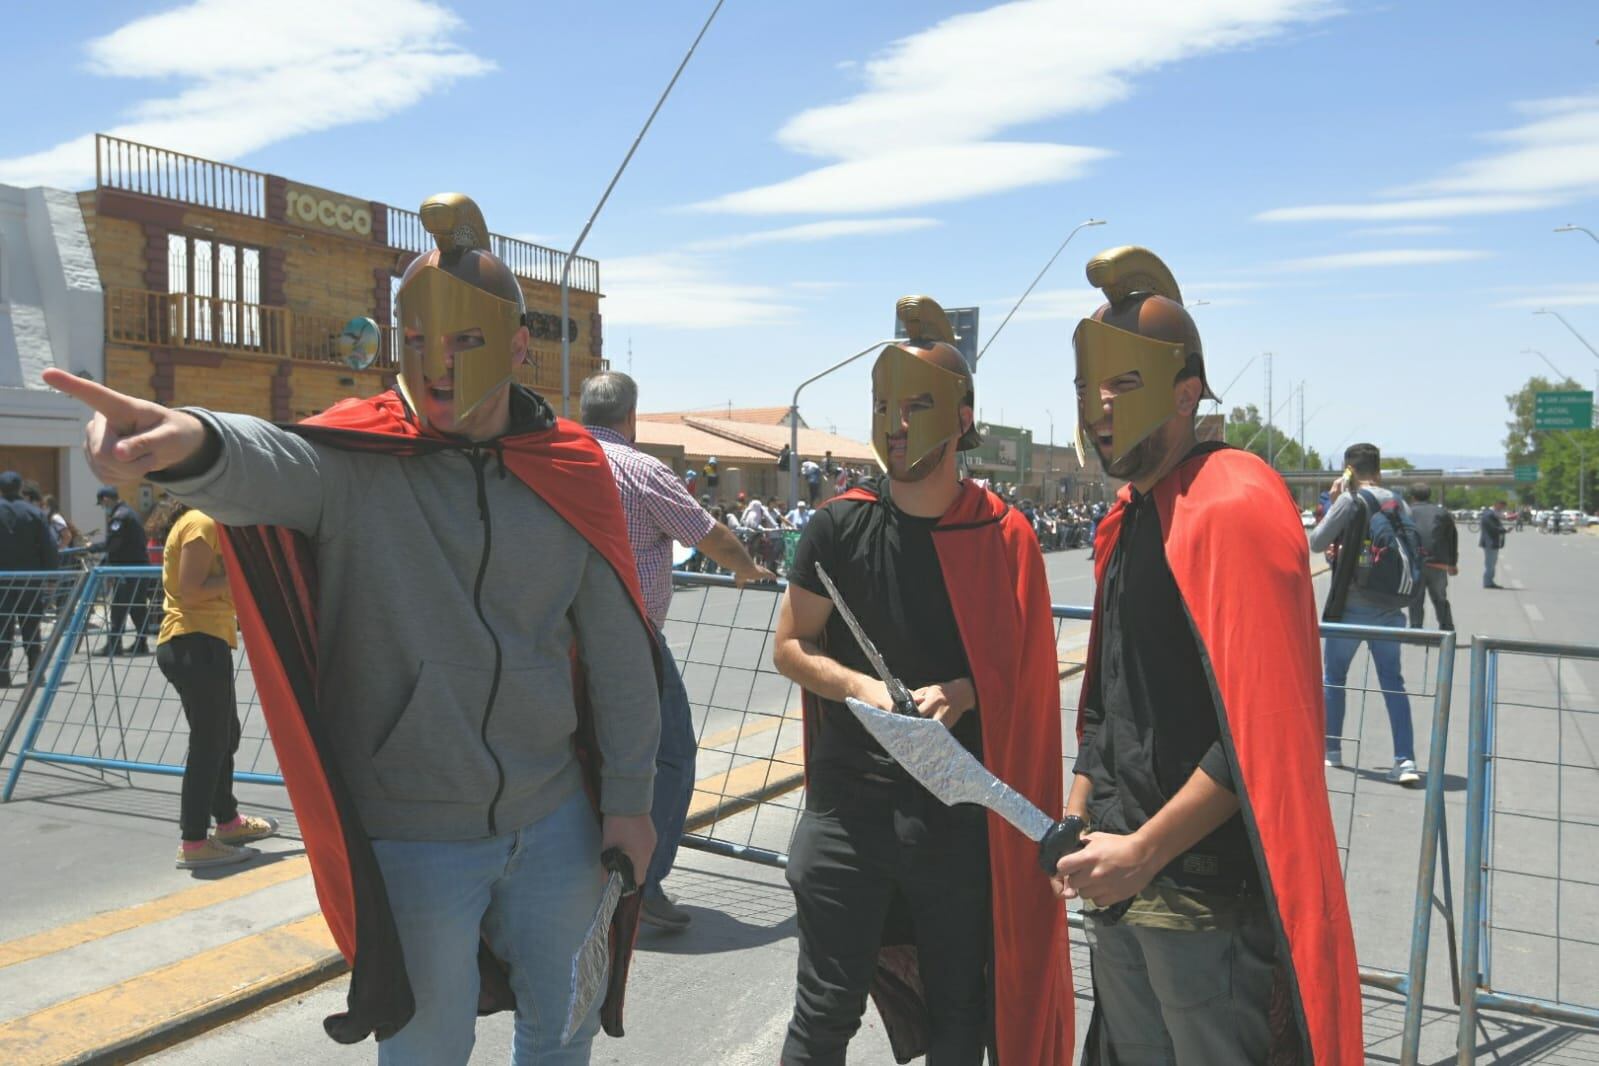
[0,471,59,685]
[773,296,1072,1064]
[1053,247,1360,1063]
[46,192,660,1063]
[89,486,156,655]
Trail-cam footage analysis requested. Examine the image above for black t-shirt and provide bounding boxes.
[1074,483,1261,895]
[787,479,978,782]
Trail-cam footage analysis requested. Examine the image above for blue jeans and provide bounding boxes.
[371,791,603,1065]
[1323,603,1415,763]
[646,628,696,895]
[1483,545,1499,587]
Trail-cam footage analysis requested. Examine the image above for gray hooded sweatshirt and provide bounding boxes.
[156,398,660,842]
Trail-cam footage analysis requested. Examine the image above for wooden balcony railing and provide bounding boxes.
[106,288,401,371]
[387,205,600,293]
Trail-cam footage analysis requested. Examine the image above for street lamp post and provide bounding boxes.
[1533,309,1599,400]
[558,0,724,416]
[1555,223,1599,244]
[975,218,1106,365]
[788,340,898,509]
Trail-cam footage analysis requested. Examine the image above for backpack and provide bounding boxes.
[1351,489,1423,607]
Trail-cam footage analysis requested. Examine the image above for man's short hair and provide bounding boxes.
[0,471,20,498]
[579,371,639,429]
[1344,443,1381,477]
[1409,483,1432,502]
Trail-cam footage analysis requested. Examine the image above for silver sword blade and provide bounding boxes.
[844,696,1055,842]
[561,868,624,1045]
[814,563,915,711]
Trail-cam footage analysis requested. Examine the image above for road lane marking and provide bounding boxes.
[688,745,806,831]
[0,856,311,971]
[1523,603,1545,623]
[0,913,341,1066]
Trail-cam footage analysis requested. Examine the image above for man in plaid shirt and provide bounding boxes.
[582,372,775,929]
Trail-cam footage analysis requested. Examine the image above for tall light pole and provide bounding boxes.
[558,0,724,416]
[975,218,1106,365]
[1555,223,1599,244]
[1045,408,1055,499]
[1533,308,1599,397]
[788,340,898,509]
[1521,348,1576,386]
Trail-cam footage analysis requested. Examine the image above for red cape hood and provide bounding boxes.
[217,388,655,1044]
[1080,444,1362,1064]
[804,481,1073,1064]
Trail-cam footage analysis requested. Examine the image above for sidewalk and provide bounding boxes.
[0,763,332,1065]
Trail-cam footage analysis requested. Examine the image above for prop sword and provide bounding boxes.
[814,564,1130,918]
[561,846,636,1045]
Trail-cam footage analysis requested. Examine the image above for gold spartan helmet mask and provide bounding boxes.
[396,193,526,428]
[1073,246,1214,465]
[871,295,981,478]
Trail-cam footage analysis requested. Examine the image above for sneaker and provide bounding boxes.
[1387,759,1421,787]
[97,640,121,657]
[639,890,692,932]
[176,838,258,869]
[213,814,280,846]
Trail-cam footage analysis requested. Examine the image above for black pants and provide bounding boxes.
[157,634,241,841]
[783,770,992,1066]
[1408,566,1454,630]
[106,575,157,644]
[0,587,44,677]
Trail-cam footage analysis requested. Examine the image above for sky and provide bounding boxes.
[4,0,1598,466]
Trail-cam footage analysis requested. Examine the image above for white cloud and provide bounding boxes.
[1347,224,1452,237]
[1259,91,1599,223]
[602,254,796,330]
[982,286,1105,323]
[687,217,941,251]
[0,0,492,188]
[1256,195,1552,222]
[694,144,1108,214]
[1277,249,1491,271]
[1494,284,1599,309]
[700,0,1334,214]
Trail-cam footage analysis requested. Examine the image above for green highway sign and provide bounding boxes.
[1514,464,1539,482]
[1533,390,1594,430]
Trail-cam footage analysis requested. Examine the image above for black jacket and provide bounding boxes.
[1478,508,1507,550]
[91,502,149,564]
[1409,501,1458,566]
[0,497,60,572]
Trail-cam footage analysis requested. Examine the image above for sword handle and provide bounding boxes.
[1037,815,1088,874]
[887,679,920,717]
[1038,818,1136,925]
[600,846,637,895]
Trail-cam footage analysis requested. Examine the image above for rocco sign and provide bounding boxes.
[284,183,374,238]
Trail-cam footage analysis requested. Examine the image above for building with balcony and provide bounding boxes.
[82,133,605,447]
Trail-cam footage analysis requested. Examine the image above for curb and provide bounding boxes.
[83,950,347,1066]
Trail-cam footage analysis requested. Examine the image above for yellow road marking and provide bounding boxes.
[695,707,800,753]
[0,856,310,971]
[0,914,342,1066]
[687,744,805,830]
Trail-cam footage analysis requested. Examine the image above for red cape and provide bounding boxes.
[1080,444,1362,1064]
[801,481,1073,1064]
[217,388,656,1044]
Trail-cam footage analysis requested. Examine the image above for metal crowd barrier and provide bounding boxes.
[0,569,91,766]
[1,566,281,801]
[667,573,1460,1066]
[1456,635,1599,1062]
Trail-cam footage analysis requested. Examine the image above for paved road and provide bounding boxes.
[4,527,1596,1064]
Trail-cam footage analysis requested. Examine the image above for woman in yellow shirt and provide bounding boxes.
[156,504,279,869]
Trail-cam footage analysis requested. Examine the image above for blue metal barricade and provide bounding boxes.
[1456,635,1599,1062]
[2,566,281,801]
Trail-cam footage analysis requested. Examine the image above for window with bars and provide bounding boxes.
[167,234,262,347]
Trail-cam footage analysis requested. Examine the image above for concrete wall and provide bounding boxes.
[0,184,104,531]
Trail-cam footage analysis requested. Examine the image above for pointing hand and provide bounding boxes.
[43,369,209,482]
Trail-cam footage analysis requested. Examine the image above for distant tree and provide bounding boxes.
[1502,374,1596,507]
